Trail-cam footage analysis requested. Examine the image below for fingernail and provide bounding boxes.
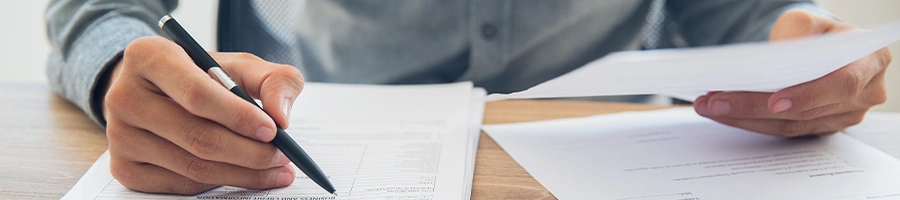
[282,98,292,122]
[274,152,290,166]
[695,103,711,116]
[773,99,793,113]
[276,170,293,186]
[711,100,731,116]
[255,126,274,141]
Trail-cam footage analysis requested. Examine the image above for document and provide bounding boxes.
[843,112,900,160]
[486,20,900,101]
[64,82,486,200]
[483,108,900,200]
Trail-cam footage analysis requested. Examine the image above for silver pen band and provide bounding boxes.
[158,15,172,29]
[209,67,238,90]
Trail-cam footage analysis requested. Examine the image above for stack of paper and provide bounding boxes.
[64,82,486,200]
[486,20,900,101]
[483,108,900,200]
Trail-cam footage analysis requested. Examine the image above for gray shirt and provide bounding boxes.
[45,0,829,126]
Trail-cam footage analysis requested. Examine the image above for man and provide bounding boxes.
[46,0,891,195]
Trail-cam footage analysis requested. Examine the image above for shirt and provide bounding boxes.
[45,0,830,126]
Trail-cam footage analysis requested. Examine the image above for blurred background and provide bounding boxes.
[1,0,898,111]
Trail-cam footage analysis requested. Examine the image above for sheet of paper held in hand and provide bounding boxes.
[482,108,900,200]
[486,20,900,101]
[63,82,487,200]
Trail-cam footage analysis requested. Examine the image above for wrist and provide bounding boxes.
[99,55,125,122]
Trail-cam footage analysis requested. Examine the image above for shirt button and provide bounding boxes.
[481,22,498,39]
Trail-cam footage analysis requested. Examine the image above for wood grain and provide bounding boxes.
[0,84,109,199]
[0,84,665,199]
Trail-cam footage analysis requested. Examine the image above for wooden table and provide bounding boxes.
[3,83,897,199]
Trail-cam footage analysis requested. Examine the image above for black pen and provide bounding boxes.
[157,15,336,195]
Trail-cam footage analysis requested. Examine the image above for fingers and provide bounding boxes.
[211,53,305,128]
[110,155,218,195]
[699,110,867,137]
[770,9,855,41]
[696,92,772,118]
[767,68,864,114]
[695,92,849,120]
[122,36,278,142]
[695,9,891,138]
[106,83,290,170]
[767,50,890,115]
[108,123,296,192]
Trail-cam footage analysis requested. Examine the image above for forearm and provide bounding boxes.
[45,0,177,126]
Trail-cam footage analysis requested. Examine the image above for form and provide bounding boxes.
[486,20,900,101]
[483,108,900,200]
[63,82,486,200]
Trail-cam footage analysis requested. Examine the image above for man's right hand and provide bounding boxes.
[102,36,305,195]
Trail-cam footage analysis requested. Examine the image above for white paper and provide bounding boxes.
[483,108,900,200]
[63,82,486,200]
[843,112,900,160]
[486,20,900,101]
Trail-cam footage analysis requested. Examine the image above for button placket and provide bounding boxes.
[465,0,510,82]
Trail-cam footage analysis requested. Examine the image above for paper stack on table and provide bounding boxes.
[483,108,900,200]
[64,82,486,200]
[486,20,900,101]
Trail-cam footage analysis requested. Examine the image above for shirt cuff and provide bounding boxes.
[47,17,159,127]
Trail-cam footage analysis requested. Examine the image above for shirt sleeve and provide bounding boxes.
[665,0,834,46]
[45,0,177,127]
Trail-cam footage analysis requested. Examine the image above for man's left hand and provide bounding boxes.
[693,9,893,137]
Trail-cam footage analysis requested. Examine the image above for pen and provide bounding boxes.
[157,15,336,195]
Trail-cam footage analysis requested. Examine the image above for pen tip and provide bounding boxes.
[332,192,338,196]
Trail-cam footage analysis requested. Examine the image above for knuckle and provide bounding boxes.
[278,64,302,78]
[847,112,866,127]
[867,86,889,105]
[186,158,217,182]
[183,123,222,159]
[782,9,814,24]
[104,86,134,117]
[177,78,213,113]
[105,123,132,146]
[124,36,168,62]
[871,92,888,105]
[253,170,277,188]
[880,47,893,65]
[109,157,133,183]
[277,65,305,91]
[841,70,864,98]
[253,148,277,169]
[109,157,164,194]
[228,105,258,133]
[237,52,262,61]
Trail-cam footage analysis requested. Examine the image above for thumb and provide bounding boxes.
[769,9,853,41]
[211,52,305,129]
[258,66,304,129]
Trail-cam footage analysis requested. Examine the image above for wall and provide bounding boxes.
[0,0,897,111]
[0,0,216,83]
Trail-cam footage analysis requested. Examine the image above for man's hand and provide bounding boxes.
[693,9,892,137]
[102,36,305,194]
